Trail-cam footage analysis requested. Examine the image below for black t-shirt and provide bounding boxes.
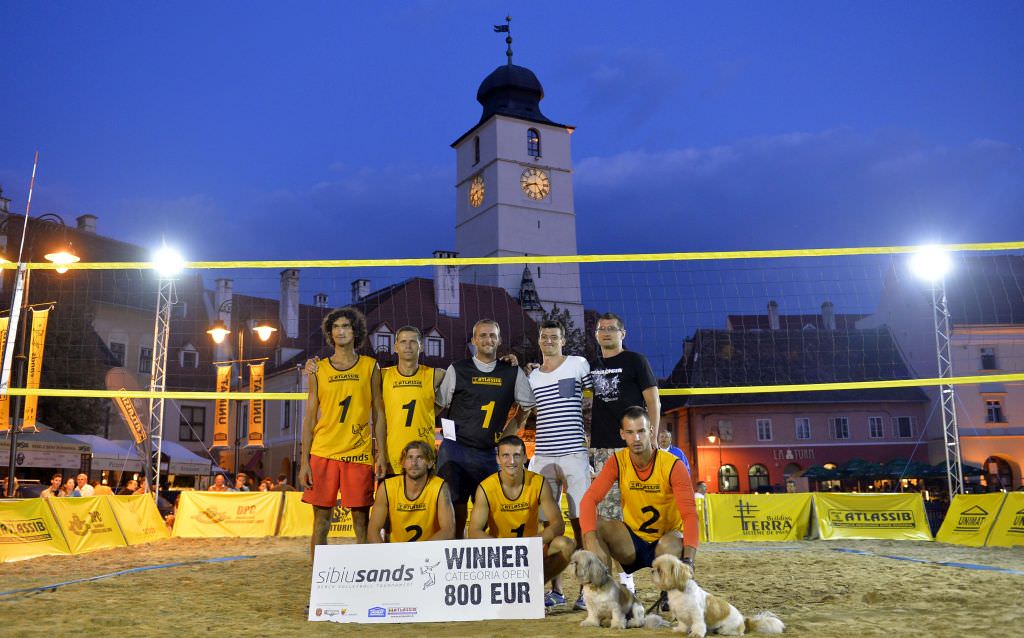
[590,350,657,448]
[448,359,520,450]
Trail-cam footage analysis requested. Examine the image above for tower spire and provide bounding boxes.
[493,15,513,65]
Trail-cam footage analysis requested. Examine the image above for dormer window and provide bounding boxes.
[424,328,444,358]
[527,128,541,158]
[180,344,199,368]
[371,323,394,354]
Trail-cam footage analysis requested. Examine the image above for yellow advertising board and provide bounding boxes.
[813,492,932,541]
[107,494,171,545]
[696,496,708,543]
[705,493,812,542]
[559,492,574,540]
[173,491,281,538]
[935,493,1006,547]
[985,492,1024,548]
[0,498,71,562]
[48,495,128,554]
[277,491,356,538]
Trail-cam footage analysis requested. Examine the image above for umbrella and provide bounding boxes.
[798,465,841,481]
[838,458,885,479]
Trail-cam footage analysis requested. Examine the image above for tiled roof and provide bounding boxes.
[945,254,1024,325]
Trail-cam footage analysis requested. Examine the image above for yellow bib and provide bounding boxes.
[480,470,544,538]
[617,448,683,542]
[382,365,437,474]
[384,474,444,542]
[310,355,376,464]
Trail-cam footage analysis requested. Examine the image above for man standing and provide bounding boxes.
[527,319,592,608]
[580,407,699,608]
[299,307,385,550]
[657,430,691,473]
[368,440,455,542]
[468,435,574,592]
[76,473,95,497]
[208,474,231,492]
[381,326,444,477]
[273,473,297,491]
[435,319,534,538]
[40,474,63,499]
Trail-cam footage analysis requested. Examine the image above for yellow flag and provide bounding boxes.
[22,307,48,431]
[113,392,148,444]
[248,362,265,447]
[213,365,231,448]
[0,316,8,433]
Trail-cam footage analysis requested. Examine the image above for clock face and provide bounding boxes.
[469,175,485,208]
[520,168,551,200]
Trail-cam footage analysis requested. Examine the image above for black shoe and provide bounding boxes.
[646,591,668,615]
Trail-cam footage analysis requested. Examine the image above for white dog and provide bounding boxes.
[651,554,784,637]
[571,550,661,629]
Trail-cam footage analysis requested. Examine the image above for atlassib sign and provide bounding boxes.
[309,538,544,623]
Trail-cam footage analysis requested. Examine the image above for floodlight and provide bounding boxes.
[909,245,951,282]
[153,245,185,278]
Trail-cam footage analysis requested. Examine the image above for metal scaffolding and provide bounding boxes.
[144,276,176,496]
[931,279,964,497]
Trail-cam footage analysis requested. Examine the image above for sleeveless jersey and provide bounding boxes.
[384,474,444,542]
[616,448,683,542]
[310,355,376,464]
[479,470,544,538]
[382,365,437,475]
[448,359,520,450]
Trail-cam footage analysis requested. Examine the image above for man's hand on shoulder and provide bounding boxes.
[500,353,519,367]
[302,357,320,376]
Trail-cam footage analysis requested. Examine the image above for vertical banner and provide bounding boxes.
[113,394,148,444]
[21,307,49,431]
[213,365,231,448]
[0,316,8,433]
[248,362,264,447]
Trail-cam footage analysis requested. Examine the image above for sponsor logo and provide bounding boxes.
[0,518,52,544]
[471,376,504,387]
[953,505,989,533]
[1009,509,1024,537]
[627,480,661,494]
[67,511,114,537]
[827,509,915,529]
[731,500,794,536]
[367,606,386,618]
[315,564,416,586]
[387,606,417,618]
[328,373,361,382]
[397,502,427,512]
[194,507,228,524]
[393,380,423,388]
[315,608,323,617]
[499,502,531,512]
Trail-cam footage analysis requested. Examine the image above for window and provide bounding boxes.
[179,406,206,442]
[282,400,292,430]
[473,136,480,165]
[749,464,770,492]
[139,347,153,374]
[181,349,198,369]
[980,347,998,370]
[869,416,884,439]
[426,337,443,358]
[718,464,739,492]
[374,332,393,353]
[894,416,914,438]
[756,418,772,441]
[527,128,541,157]
[110,342,126,366]
[795,418,811,440]
[830,416,849,440]
[986,400,1006,423]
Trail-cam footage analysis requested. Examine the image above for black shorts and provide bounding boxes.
[436,439,496,505]
[620,526,659,574]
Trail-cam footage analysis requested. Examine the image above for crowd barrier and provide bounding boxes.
[936,492,1024,547]
[0,495,167,563]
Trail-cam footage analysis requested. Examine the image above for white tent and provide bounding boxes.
[67,436,217,476]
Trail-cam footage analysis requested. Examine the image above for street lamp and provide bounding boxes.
[910,245,964,498]
[2,213,77,496]
[706,431,723,493]
[206,300,277,475]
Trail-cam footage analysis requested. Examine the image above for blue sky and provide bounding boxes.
[2,2,1022,370]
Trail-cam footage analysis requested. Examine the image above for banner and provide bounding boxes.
[309,538,544,623]
[172,491,280,538]
[213,365,231,448]
[705,493,812,542]
[985,492,1024,548]
[813,492,932,541]
[0,316,8,432]
[277,492,356,538]
[113,393,148,444]
[48,495,128,554]
[935,493,1006,547]
[0,497,71,563]
[21,307,49,431]
[107,494,170,545]
[248,362,264,447]
[696,496,709,543]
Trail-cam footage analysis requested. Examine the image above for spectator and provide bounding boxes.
[258,478,273,492]
[694,481,707,499]
[657,430,691,472]
[40,474,64,499]
[274,474,297,492]
[208,474,231,492]
[76,473,95,497]
[62,477,80,497]
[2,476,21,498]
[118,479,139,495]
[93,480,114,496]
[234,473,251,492]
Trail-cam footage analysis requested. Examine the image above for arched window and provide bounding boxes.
[718,464,739,492]
[783,463,802,479]
[983,456,1013,491]
[527,128,541,157]
[473,136,480,165]
[749,464,770,492]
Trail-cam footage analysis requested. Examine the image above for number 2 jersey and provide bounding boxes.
[383,474,445,542]
[478,470,544,538]
[382,365,437,475]
[311,355,376,464]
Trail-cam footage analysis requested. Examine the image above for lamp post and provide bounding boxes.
[207,300,276,476]
[706,431,723,492]
[2,213,77,496]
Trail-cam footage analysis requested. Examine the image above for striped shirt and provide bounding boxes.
[528,356,593,456]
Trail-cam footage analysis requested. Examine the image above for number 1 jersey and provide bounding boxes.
[311,355,376,464]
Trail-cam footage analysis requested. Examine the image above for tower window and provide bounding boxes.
[527,128,541,158]
[473,136,480,165]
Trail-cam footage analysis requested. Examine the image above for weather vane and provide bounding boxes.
[493,15,512,65]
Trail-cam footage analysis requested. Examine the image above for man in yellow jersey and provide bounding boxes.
[368,440,456,542]
[579,406,699,609]
[381,326,445,477]
[469,435,575,587]
[299,307,385,549]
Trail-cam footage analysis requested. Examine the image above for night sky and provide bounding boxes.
[2,2,1022,371]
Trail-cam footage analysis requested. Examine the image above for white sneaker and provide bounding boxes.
[619,572,635,594]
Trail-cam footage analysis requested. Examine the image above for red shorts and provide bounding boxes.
[301,454,374,508]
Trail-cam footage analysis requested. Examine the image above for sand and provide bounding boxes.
[2,537,1022,638]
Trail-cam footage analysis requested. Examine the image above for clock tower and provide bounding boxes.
[451,54,584,329]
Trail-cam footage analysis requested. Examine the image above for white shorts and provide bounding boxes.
[529,450,591,520]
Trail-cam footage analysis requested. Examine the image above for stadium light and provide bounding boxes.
[153,245,185,278]
[909,245,951,282]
